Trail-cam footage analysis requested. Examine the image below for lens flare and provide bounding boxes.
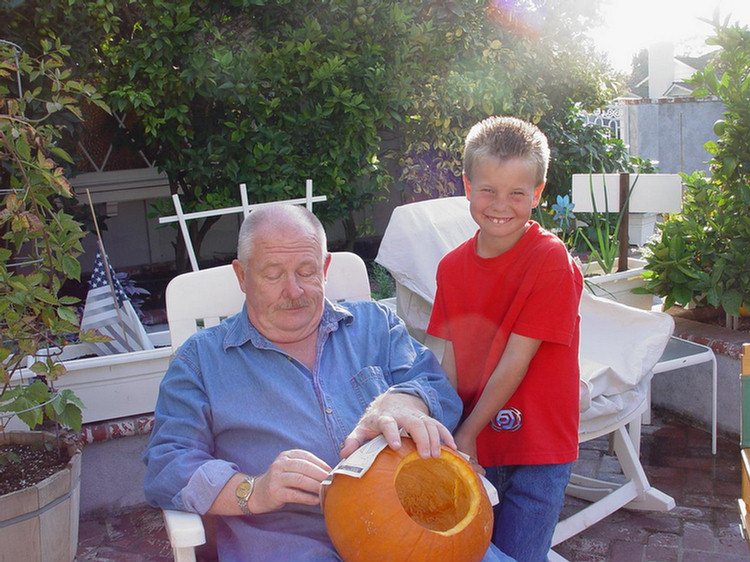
[486,0,545,40]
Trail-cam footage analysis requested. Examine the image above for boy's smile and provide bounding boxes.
[465,156,545,258]
[485,216,512,225]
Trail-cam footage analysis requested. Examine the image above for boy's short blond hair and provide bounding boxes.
[463,116,550,187]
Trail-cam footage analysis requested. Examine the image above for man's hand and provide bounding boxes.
[341,391,457,459]
[210,450,332,516]
[249,450,332,513]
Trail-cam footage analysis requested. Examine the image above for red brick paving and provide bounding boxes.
[75,413,749,562]
[555,412,749,562]
[76,506,172,562]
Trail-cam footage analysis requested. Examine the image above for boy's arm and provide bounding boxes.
[440,339,458,390]
[455,332,541,454]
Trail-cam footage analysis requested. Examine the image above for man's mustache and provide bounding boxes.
[274,298,311,311]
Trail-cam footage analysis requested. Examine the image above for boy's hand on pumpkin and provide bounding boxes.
[455,435,485,476]
[455,424,484,475]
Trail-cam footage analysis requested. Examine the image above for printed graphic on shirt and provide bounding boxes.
[491,407,522,432]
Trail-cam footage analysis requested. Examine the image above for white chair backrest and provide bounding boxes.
[165,251,371,349]
[325,251,372,304]
[166,264,242,349]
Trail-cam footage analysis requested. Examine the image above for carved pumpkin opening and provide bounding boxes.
[394,452,473,533]
[324,438,493,562]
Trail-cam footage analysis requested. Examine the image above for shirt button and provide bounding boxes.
[286,355,293,361]
[325,408,333,414]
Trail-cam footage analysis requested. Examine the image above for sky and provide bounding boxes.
[586,0,750,72]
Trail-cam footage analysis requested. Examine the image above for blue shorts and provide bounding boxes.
[484,463,573,562]
[483,542,517,562]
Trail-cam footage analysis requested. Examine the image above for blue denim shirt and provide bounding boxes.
[143,299,462,562]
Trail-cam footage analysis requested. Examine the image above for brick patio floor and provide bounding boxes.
[75,412,749,562]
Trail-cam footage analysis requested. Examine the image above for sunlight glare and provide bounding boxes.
[587,0,750,72]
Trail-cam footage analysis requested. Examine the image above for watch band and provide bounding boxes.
[236,475,256,515]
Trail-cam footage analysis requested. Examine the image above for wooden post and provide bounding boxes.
[742,343,750,448]
[741,343,750,545]
[617,172,630,272]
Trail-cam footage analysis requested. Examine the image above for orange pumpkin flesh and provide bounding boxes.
[323,438,493,562]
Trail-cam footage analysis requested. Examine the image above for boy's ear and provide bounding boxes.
[532,182,545,207]
[464,174,472,200]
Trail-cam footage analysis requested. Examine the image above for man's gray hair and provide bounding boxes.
[236,204,327,264]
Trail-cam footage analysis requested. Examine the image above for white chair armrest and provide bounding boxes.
[162,509,206,562]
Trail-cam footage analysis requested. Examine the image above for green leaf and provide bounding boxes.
[59,388,85,410]
[29,361,49,376]
[79,329,114,343]
[61,255,81,280]
[50,146,74,163]
[49,390,84,432]
[57,306,80,325]
[722,290,743,316]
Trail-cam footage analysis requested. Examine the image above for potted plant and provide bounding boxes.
[1,40,107,562]
[546,172,652,310]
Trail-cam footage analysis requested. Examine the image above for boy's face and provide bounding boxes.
[464,156,544,257]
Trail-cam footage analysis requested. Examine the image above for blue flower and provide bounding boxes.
[551,194,575,229]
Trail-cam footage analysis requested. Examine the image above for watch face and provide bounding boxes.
[236,481,252,499]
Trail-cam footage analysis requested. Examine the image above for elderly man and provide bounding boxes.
[143,204,513,562]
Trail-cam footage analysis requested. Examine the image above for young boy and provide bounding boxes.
[427,116,583,562]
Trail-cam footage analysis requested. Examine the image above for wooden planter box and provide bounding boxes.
[0,431,82,562]
[11,331,172,427]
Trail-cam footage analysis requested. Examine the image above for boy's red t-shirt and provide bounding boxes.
[427,222,583,466]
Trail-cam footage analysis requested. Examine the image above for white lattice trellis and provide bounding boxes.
[584,106,625,139]
[158,179,326,271]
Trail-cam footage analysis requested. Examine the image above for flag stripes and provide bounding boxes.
[80,252,155,356]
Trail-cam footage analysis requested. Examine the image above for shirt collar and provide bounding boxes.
[223,299,354,351]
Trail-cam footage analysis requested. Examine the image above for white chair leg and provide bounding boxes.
[547,548,569,562]
[172,546,198,562]
[162,509,206,562]
[565,474,620,502]
[614,426,674,511]
[553,424,675,548]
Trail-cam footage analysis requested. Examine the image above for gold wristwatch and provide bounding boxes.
[235,475,256,515]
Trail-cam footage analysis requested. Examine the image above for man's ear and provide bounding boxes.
[232,259,247,294]
[532,182,546,208]
[322,253,332,280]
[464,174,472,201]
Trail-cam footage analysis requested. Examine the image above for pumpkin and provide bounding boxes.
[323,437,493,562]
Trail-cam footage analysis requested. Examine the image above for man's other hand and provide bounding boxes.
[341,391,456,459]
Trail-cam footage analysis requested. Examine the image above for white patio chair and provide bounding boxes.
[375,197,675,562]
[160,251,371,562]
[548,290,675,562]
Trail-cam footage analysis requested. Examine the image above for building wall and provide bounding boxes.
[79,200,241,275]
[621,98,724,175]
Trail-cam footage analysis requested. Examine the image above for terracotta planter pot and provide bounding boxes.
[0,431,82,562]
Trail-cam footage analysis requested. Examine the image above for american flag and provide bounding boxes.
[80,252,154,355]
